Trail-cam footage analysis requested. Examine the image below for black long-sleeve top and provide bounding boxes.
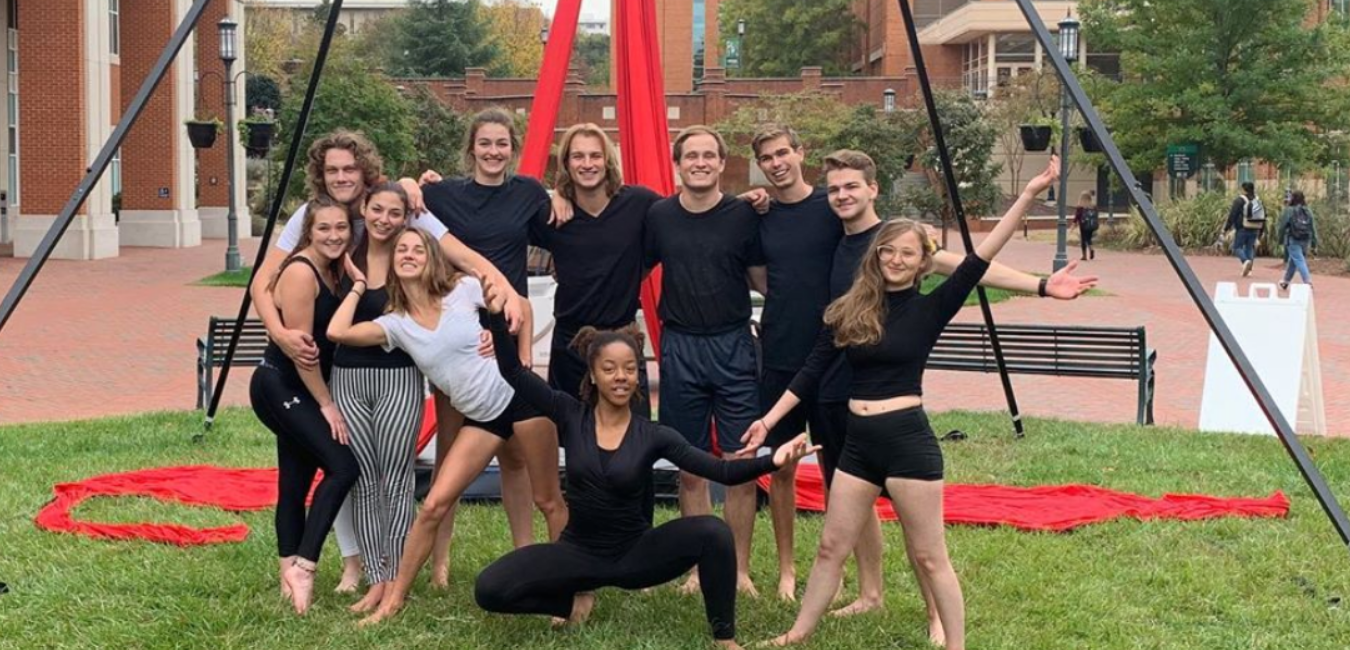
[488,311,778,555]
[789,254,991,401]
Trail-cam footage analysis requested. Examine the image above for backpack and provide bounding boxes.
[1242,195,1267,229]
[1080,208,1099,233]
[1289,206,1313,241]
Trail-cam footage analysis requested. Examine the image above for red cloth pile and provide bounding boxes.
[757,463,1289,532]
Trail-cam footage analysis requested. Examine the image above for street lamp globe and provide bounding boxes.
[1058,14,1080,63]
[737,19,746,37]
[540,25,549,44]
[883,88,896,113]
[218,17,238,64]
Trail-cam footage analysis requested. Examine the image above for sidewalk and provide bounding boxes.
[1,236,1346,434]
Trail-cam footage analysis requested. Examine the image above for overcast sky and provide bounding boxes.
[531,0,612,21]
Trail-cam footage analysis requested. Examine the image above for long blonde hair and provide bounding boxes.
[823,219,935,347]
[554,123,623,201]
[385,228,464,314]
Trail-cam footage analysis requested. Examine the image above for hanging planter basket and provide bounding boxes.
[243,120,276,159]
[1019,125,1053,152]
[1079,126,1107,153]
[186,121,220,149]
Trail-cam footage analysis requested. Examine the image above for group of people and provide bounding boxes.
[247,107,1097,649]
[1224,181,1321,290]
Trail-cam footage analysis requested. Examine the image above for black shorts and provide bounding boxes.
[839,406,943,486]
[660,327,759,454]
[549,319,652,420]
[813,401,849,488]
[463,392,539,441]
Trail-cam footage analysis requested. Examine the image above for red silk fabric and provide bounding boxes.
[756,464,1289,532]
[517,0,582,179]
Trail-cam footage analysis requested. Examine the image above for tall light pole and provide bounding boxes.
[219,17,241,272]
[1052,13,1079,272]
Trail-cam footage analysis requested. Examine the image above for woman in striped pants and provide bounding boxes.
[330,183,435,612]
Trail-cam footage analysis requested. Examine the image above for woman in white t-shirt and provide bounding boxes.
[328,227,534,626]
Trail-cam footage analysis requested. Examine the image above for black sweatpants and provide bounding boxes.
[250,364,360,563]
[474,515,738,640]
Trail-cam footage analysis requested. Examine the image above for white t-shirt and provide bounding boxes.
[374,277,513,421]
[275,202,448,252]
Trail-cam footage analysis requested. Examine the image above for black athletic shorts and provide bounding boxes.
[839,406,943,486]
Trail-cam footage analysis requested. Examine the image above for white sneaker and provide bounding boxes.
[1242,260,1253,277]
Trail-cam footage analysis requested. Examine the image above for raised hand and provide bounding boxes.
[479,271,510,315]
[419,169,444,185]
[1026,154,1061,196]
[738,187,771,215]
[549,191,575,227]
[343,253,367,287]
[1045,260,1098,300]
[771,433,821,468]
[737,419,772,457]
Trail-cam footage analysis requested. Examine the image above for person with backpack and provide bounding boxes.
[1277,190,1319,291]
[1073,190,1099,260]
[1224,182,1266,277]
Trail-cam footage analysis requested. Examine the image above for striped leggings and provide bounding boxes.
[332,365,425,584]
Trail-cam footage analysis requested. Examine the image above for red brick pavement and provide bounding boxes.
[1,236,1346,434]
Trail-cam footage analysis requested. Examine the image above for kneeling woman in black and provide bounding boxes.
[249,195,360,615]
[472,274,818,650]
[749,156,1060,649]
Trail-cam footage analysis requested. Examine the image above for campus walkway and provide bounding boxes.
[1,236,1346,435]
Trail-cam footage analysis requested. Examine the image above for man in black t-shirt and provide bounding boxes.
[531,123,660,416]
[644,125,767,596]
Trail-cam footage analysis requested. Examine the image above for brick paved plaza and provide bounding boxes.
[1,235,1346,434]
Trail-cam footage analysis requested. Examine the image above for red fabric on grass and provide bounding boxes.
[35,399,441,546]
[756,463,1289,532]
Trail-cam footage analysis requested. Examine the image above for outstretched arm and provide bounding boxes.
[976,155,1060,262]
[930,250,1098,299]
[659,428,817,485]
[483,273,573,420]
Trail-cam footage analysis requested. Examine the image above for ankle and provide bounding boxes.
[292,558,317,574]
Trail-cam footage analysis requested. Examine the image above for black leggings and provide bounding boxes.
[474,515,738,640]
[1080,226,1096,256]
[250,364,360,563]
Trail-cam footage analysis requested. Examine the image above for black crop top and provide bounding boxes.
[332,279,415,369]
[789,254,990,401]
[261,256,342,384]
[487,310,778,555]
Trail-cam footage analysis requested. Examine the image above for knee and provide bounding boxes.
[329,458,360,491]
[473,571,511,613]
[688,515,733,549]
[680,472,706,491]
[420,496,456,523]
[533,493,567,517]
[815,530,854,565]
[907,546,951,576]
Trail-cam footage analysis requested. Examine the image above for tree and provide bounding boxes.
[574,33,611,88]
[246,75,282,115]
[274,40,416,201]
[985,70,1061,196]
[481,0,546,77]
[403,86,469,178]
[718,0,863,76]
[908,91,1002,246]
[384,0,499,77]
[1081,0,1350,171]
[244,6,298,80]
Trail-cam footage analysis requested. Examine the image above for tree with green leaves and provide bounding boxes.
[907,90,1002,247]
[403,86,469,178]
[1081,0,1350,171]
[717,0,862,76]
[382,0,499,77]
[274,40,416,202]
[574,33,611,88]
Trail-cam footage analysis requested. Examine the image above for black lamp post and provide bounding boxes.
[219,17,242,273]
[1052,13,1079,272]
[540,25,549,45]
[737,19,746,73]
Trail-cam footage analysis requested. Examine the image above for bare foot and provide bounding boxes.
[349,583,387,613]
[430,561,451,590]
[279,556,295,597]
[551,592,597,628]
[737,575,760,599]
[929,617,947,647]
[715,640,746,650]
[758,631,807,647]
[677,573,701,596]
[282,559,316,615]
[776,574,796,602]
[357,597,404,627]
[335,555,362,593]
[830,596,883,618]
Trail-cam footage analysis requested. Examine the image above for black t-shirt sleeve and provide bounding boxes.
[925,254,991,327]
[488,310,575,420]
[745,213,766,268]
[654,425,778,484]
[787,324,843,402]
[528,197,553,249]
[642,206,661,269]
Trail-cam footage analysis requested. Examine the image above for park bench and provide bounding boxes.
[196,316,269,409]
[929,323,1157,425]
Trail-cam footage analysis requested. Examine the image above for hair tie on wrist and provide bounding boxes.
[1037,277,1049,298]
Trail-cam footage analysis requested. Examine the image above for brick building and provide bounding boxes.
[0,0,247,260]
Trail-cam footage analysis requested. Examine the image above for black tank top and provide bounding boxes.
[261,256,342,384]
[332,277,416,369]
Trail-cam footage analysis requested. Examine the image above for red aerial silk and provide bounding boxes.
[35,400,439,546]
[613,0,675,356]
[517,0,583,180]
[757,464,1289,532]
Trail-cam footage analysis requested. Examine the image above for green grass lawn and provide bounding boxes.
[3,409,1349,649]
[195,267,253,287]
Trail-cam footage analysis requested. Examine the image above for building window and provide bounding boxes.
[110,147,121,197]
[109,0,119,56]
[1334,0,1349,15]
[692,0,706,79]
[962,39,989,98]
[1086,40,1122,81]
[7,26,16,205]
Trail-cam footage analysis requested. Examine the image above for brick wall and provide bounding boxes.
[120,0,178,212]
[18,0,87,216]
[195,0,233,207]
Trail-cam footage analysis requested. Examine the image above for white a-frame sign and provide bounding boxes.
[1199,283,1326,436]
